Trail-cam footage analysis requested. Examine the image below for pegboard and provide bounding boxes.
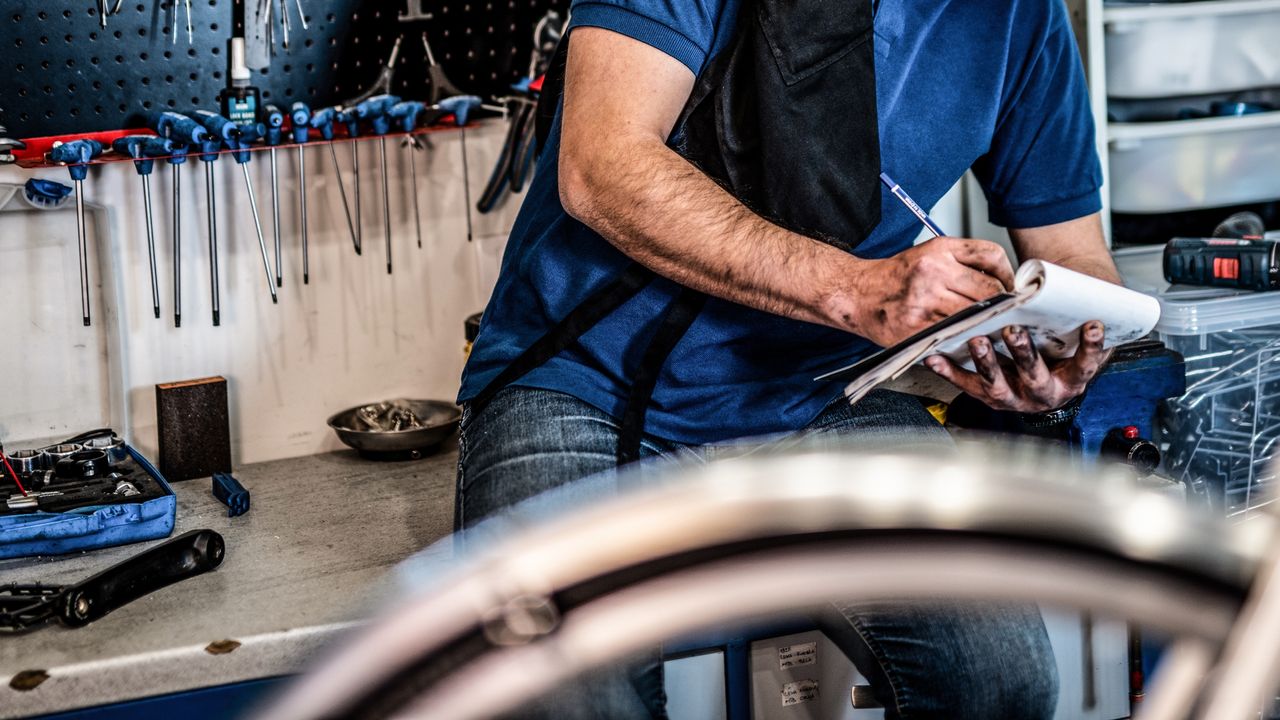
[0,0,568,139]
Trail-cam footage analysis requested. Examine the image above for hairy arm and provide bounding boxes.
[558,27,1013,346]
[1008,212,1121,284]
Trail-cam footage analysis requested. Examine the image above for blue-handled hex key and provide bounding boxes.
[263,105,286,287]
[310,107,360,255]
[47,139,104,326]
[290,102,313,283]
[112,135,175,319]
[356,94,401,273]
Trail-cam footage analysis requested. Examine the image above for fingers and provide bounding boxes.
[925,336,1016,409]
[1060,321,1108,390]
[949,239,1016,290]
[948,265,1009,303]
[1002,324,1051,384]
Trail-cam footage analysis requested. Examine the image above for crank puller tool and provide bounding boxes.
[291,102,313,283]
[47,139,104,326]
[0,529,225,632]
[310,107,360,254]
[356,94,401,273]
[112,135,175,319]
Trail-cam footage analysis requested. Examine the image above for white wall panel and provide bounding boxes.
[0,121,524,464]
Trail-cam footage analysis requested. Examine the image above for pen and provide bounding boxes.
[880,172,946,238]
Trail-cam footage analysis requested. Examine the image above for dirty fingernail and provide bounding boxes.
[973,342,987,358]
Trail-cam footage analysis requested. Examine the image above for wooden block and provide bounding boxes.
[155,376,232,482]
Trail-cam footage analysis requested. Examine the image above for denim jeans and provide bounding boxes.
[456,386,1059,720]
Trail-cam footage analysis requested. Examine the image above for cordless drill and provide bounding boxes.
[1163,211,1279,291]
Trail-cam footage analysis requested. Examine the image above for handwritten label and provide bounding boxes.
[782,679,819,706]
[778,641,817,670]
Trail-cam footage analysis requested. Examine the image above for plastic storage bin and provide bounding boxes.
[1153,287,1280,518]
[1108,112,1280,213]
[1105,0,1280,98]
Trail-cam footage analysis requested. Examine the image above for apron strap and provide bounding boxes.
[469,262,656,419]
[617,288,709,464]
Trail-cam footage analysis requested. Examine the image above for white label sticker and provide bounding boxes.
[781,679,819,706]
[778,641,817,670]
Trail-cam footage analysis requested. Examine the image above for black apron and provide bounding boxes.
[472,0,882,464]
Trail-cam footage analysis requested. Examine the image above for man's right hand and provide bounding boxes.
[840,237,1016,347]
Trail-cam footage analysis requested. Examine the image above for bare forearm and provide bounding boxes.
[561,135,861,331]
[1010,213,1122,284]
[559,26,1016,348]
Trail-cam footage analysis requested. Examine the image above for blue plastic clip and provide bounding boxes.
[211,473,250,517]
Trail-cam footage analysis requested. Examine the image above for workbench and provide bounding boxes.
[0,446,459,719]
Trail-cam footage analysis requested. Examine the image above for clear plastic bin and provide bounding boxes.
[1109,112,1280,213]
[1153,286,1280,519]
[1105,0,1280,98]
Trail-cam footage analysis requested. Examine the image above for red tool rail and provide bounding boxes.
[11,114,464,170]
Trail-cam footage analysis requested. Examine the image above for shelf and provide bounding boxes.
[1104,0,1280,23]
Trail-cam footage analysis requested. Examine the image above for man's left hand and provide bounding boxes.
[924,321,1108,413]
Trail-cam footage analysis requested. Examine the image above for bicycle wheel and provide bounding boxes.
[258,446,1275,720]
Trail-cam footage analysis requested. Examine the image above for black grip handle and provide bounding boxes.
[59,529,225,627]
[1164,237,1278,290]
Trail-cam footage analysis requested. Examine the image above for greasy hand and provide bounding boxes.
[925,321,1110,412]
[849,237,1015,347]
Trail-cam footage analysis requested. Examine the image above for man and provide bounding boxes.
[457,0,1120,716]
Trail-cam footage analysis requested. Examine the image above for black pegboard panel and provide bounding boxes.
[0,0,567,138]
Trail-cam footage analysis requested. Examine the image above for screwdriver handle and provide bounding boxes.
[337,108,361,138]
[309,107,340,141]
[437,95,483,127]
[263,104,285,147]
[290,102,312,144]
[356,95,401,135]
[49,140,104,181]
[146,111,208,144]
[112,135,171,176]
[229,122,266,164]
[193,110,237,143]
[389,100,427,133]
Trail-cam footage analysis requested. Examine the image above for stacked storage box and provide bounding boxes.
[1105,0,1280,222]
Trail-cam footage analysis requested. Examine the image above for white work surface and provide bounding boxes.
[0,446,459,719]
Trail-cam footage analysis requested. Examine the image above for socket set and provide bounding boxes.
[0,429,177,559]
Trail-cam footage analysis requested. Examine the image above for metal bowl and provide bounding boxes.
[326,399,462,460]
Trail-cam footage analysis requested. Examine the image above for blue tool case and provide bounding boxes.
[0,432,176,560]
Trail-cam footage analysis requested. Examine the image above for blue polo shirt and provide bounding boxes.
[459,0,1103,445]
